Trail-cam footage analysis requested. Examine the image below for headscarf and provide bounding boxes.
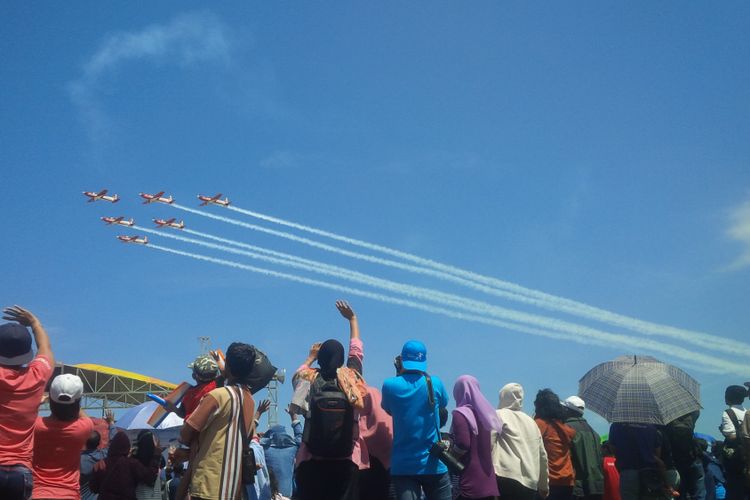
[453,375,503,435]
[107,431,131,459]
[499,382,524,411]
[317,339,345,380]
[360,386,393,469]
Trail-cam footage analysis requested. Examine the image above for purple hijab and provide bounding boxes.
[453,375,503,435]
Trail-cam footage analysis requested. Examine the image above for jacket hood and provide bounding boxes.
[499,382,524,411]
[260,424,297,449]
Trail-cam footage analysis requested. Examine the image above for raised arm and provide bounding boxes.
[3,305,53,366]
[299,342,322,372]
[336,300,359,340]
[337,300,363,374]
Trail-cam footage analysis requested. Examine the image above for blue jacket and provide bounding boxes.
[260,420,303,497]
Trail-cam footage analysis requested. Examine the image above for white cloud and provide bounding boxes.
[726,198,750,271]
[68,11,231,148]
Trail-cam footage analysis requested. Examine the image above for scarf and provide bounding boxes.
[453,374,503,435]
[499,382,524,411]
[297,365,367,409]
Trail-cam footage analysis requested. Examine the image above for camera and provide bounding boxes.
[429,440,465,474]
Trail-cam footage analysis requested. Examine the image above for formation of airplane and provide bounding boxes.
[101,216,135,227]
[139,191,174,204]
[153,218,185,229]
[83,189,119,203]
[117,235,148,244]
[197,193,230,207]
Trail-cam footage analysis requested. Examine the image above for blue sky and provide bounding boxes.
[2,2,749,436]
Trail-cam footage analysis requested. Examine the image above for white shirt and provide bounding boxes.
[720,405,746,437]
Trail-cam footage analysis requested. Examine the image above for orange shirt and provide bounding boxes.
[536,418,577,486]
[32,415,95,499]
[0,355,53,468]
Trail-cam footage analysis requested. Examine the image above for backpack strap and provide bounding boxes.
[726,409,743,442]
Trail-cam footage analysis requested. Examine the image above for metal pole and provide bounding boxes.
[267,379,279,427]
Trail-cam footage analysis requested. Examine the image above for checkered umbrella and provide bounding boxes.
[578,355,701,425]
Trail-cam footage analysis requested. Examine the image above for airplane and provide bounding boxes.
[139,191,174,204]
[101,216,135,227]
[197,193,230,207]
[83,189,119,203]
[117,235,148,244]
[153,218,185,229]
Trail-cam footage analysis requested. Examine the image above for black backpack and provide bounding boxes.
[302,375,354,458]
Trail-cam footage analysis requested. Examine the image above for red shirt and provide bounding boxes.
[32,415,94,499]
[0,355,53,468]
[603,456,621,500]
[536,418,577,486]
[181,380,218,418]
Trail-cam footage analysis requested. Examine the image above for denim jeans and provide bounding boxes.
[392,473,452,500]
[0,465,33,500]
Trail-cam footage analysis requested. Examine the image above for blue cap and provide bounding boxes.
[401,339,427,371]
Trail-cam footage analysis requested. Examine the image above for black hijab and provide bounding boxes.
[317,339,344,380]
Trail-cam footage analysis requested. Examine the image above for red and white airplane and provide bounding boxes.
[117,235,148,244]
[139,191,174,204]
[153,218,185,229]
[197,193,230,207]
[101,216,135,227]
[83,189,119,203]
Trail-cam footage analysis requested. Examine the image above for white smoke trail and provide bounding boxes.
[141,228,748,375]
[178,204,750,357]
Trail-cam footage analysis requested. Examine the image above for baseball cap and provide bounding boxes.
[401,340,428,371]
[188,354,219,381]
[562,395,585,415]
[0,323,34,366]
[50,374,84,404]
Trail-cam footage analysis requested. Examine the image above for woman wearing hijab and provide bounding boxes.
[492,383,549,500]
[534,389,576,500]
[90,431,159,500]
[293,301,368,500]
[450,375,503,500]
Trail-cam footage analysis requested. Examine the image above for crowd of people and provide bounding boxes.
[1,303,750,500]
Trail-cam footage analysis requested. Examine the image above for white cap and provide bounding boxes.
[562,395,585,414]
[50,374,84,404]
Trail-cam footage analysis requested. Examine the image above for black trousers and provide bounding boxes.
[497,476,536,500]
[296,459,359,500]
[358,456,393,500]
